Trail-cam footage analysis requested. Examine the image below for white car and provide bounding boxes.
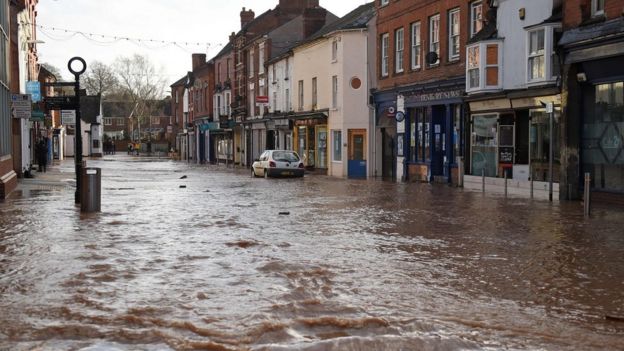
[252,150,305,178]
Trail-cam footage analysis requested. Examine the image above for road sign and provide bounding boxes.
[11,94,32,119]
[26,81,42,102]
[61,110,76,125]
[45,96,77,110]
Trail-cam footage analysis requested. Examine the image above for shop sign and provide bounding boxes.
[26,81,42,103]
[405,89,463,104]
[469,99,511,112]
[256,96,269,107]
[61,110,76,125]
[511,95,560,109]
[386,106,396,118]
[11,94,32,119]
[30,111,45,122]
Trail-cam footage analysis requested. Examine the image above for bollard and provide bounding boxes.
[80,167,101,213]
[504,171,508,198]
[482,168,485,193]
[457,157,464,188]
[530,165,534,199]
[584,172,591,217]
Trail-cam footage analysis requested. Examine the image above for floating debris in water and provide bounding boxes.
[279,211,290,215]
[179,185,187,189]
[180,175,188,179]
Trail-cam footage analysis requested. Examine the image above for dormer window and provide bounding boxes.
[466,40,503,93]
[591,0,605,17]
[526,24,561,85]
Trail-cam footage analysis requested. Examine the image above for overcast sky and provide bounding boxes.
[37,0,370,89]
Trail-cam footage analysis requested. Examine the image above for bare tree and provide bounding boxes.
[113,54,166,141]
[83,61,118,97]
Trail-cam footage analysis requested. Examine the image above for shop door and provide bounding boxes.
[348,129,367,178]
[266,130,275,150]
[431,107,446,177]
[381,127,396,180]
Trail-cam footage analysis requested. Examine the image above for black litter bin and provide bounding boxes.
[81,168,101,212]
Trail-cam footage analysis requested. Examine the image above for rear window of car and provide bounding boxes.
[272,151,300,162]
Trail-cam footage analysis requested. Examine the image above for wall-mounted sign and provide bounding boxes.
[256,96,269,107]
[386,106,396,118]
[11,94,32,119]
[61,110,76,125]
[26,81,42,103]
[395,111,405,122]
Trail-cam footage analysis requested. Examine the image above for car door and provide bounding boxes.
[255,151,267,173]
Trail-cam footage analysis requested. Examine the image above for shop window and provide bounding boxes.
[333,130,342,162]
[530,109,560,182]
[471,114,498,177]
[582,82,624,191]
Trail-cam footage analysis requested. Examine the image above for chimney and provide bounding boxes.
[303,8,328,38]
[192,53,206,71]
[241,7,255,29]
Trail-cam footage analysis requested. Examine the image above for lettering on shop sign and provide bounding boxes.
[499,147,514,164]
[405,90,463,104]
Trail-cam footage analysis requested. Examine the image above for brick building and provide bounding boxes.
[559,0,624,201]
[0,0,17,198]
[210,42,236,164]
[374,0,478,182]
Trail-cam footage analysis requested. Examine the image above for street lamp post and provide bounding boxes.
[68,57,87,204]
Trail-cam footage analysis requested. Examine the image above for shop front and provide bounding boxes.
[400,79,465,184]
[466,91,561,189]
[266,118,293,151]
[373,91,397,181]
[292,112,328,171]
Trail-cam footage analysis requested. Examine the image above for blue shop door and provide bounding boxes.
[431,108,446,178]
[348,129,367,178]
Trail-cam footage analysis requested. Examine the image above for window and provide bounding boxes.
[285,58,290,79]
[333,130,342,161]
[259,44,265,74]
[104,118,112,126]
[225,92,231,116]
[381,33,389,77]
[175,91,179,104]
[448,9,460,61]
[249,88,255,116]
[298,80,304,111]
[592,0,605,17]
[226,58,231,80]
[380,0,389,6]
[332,39,338,62]
[312,77,318,109]
[411,22,421,70]
[272,65,277,83]
[528,29,545,81]
[217,63,222,83]
[466,41,501,92]
[249,49,254,78]
[285,88,290,111]
[332,76,338,109]
[467,45,480,89]
[470,1,483,37]
[395,28,404,73]
[429,14,440,65]
[272,91,277,112]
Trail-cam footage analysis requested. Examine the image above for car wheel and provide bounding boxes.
[264,169,269,179]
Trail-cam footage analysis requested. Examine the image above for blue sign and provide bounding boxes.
[26,81,41,103]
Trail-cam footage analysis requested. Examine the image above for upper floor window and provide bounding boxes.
[380,0,389,7]
[332,39,338,62]
[526,25,561,84]
[249,49,255,78]
[298,80,304,111]
[312,77,318,109]
[395,28,404,73]
[429,14,440,66]
[592,0,605,17]
[259,44,265,74]
[381,33,389,77]
[285,58,290,79]
[272,65,277,83]
[226,58,231,80]
[470,1,483,37]
[332,76,338,109]
[466,41,502,93]
[448,8,460,61]
[528,28,545,81]
[411,22,421,70]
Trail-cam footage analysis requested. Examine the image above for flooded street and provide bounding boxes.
[1,156,624,350]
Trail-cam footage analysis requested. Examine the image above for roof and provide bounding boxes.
[102,101,136,117]
[304,2,374,43]
[212,42,233,61]
[560,17,624,47]
[171,75,187,88]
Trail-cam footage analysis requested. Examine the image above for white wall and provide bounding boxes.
[268,56,293,114]
[497,0,555,90]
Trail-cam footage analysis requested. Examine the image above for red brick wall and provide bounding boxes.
[376,0,478,91]
[563,0,624,28]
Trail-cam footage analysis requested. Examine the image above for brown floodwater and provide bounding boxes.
[1,157,623,350]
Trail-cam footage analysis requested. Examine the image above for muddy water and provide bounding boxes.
[1,157,623,350]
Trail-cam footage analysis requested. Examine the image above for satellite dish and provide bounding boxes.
[426,52,439,65]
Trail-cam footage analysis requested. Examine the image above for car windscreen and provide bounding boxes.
[272,151,300,162]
